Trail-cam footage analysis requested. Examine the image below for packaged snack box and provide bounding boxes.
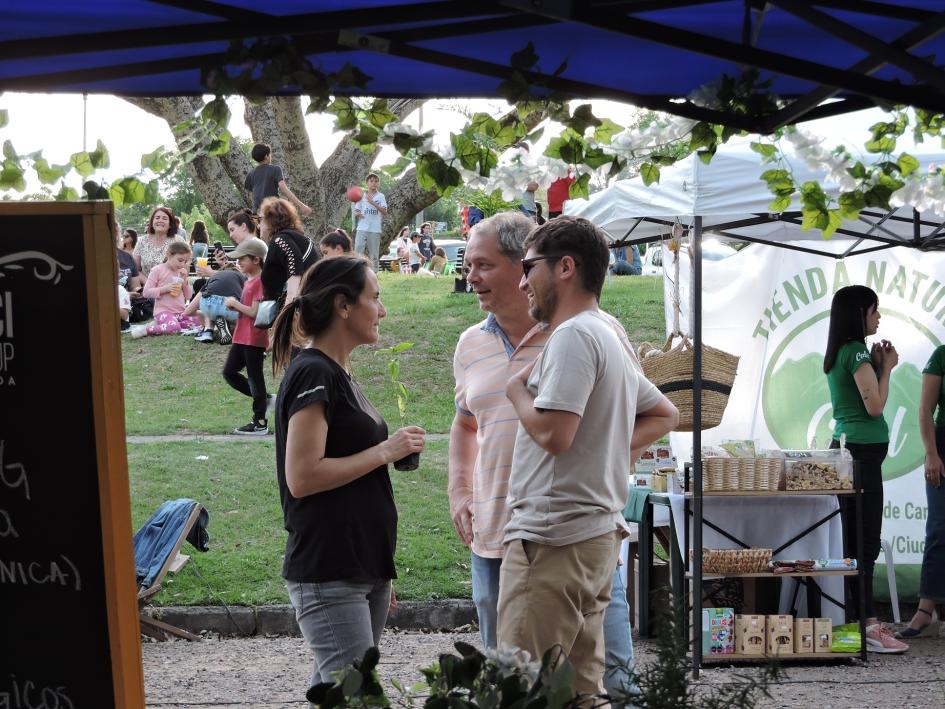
[705,608,735,654]
[814,617,833,653]
[794,617,814,653]
[767,614,794,655]
[735,614,766,655]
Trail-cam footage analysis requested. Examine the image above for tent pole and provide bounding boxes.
[692,216,703,678]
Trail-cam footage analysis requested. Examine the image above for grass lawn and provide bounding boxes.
[130,439,470,605]
[122,273,666,436]
[125,272,665,605]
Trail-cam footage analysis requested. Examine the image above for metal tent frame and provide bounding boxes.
[6,0,945,682]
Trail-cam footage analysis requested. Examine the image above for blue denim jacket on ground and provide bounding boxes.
[134,498,209,589]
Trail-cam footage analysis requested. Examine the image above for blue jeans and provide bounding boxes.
[602,565,638,699]
[478,552,635,694]
[286,578,391,687]
[472,552,502,648]
[920,427,945,602]
[199,294,238,322]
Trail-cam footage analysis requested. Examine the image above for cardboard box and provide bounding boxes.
[794,617,814,654]
[735,614,766,655]
[814,617,833,653]
[635,442,675,474]
[705,608,735,654]
[766,614,794,655]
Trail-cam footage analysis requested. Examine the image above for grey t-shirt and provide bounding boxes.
[505,310,662,546]
[245,163,284,212]
[202,269,246,299]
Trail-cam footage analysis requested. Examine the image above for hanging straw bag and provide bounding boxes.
[639,333,739,431]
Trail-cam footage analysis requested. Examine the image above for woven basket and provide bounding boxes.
[639,334,739,431]
[698,458,784,491]
[695,548,772,574]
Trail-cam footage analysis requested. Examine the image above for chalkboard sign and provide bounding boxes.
[0,203,144,708]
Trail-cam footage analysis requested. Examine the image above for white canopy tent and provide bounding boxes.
[567,139,945,657]
[565,139,945,257]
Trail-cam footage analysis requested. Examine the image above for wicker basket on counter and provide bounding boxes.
[697,457,782,492]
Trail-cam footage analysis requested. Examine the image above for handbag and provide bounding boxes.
[254,297,281,329]
[253,234,315,329]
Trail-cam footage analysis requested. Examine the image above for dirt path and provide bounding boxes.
[143,628,945,708]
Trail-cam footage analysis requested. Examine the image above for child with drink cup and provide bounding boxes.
[132,241,202,337]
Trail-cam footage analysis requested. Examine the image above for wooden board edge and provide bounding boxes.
[84,209,146,707]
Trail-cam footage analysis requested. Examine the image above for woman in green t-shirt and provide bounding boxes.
[897,345,945,638]
[823,285,907,653]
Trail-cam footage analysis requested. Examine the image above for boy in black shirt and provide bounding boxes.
[244,143,313,216]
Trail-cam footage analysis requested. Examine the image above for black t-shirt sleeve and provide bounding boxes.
[285,358,334,422]
[244,169,253,191]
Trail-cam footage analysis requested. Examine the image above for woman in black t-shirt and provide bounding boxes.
[258,197,320,302]
[271,255,425,690]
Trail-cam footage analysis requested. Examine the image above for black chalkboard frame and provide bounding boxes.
[0,201,145,707]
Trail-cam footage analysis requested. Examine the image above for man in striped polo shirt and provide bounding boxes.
[448,212,675,697]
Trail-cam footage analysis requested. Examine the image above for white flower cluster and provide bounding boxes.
[782,127,855,190]
[890,171,945,217]
[484,644,542,684]
[784,125,945,217]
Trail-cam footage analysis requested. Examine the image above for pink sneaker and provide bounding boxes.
[865,624,909,653]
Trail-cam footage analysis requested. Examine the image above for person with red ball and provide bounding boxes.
[352,173,388,272]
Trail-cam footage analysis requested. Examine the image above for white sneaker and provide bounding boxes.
[131,325,148,339]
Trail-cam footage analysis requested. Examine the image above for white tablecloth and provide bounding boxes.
[664,493,847,624]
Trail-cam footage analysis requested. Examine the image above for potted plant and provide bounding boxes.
[376,341,419,471]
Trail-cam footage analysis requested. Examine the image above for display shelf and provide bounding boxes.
[683,490,857,497]
[686,570,858,579]
[681,460,868,674]
[701,651,862,663]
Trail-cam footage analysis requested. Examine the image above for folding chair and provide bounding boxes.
[135,500,207,641]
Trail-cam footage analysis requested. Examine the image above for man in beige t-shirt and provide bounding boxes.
[500,216,678,694]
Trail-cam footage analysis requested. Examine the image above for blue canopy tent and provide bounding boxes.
[3,1,945,131]
[5,0,945,676]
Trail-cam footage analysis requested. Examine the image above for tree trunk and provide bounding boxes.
[125,96,245,226]
[122,96,492,249]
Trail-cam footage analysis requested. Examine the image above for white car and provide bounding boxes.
[640,239,737,276]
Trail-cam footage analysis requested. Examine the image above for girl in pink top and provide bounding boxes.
[133,241,202,337]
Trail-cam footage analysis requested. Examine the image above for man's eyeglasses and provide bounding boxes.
[521,254,565,277]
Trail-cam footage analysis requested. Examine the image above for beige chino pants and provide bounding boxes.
[496,530,621,695]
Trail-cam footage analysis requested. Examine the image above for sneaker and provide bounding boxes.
[130,325,148,339]
[195,329,214,343]
[214,317,232,345]
[865,623,909,653]
[234,419,268,436]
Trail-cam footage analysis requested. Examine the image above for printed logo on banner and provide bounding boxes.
[756,259,941,482]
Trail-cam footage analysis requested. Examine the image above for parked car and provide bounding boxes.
[640,239,736,276]
[379,238,466,272]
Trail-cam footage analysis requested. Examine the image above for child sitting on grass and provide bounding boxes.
[428,247,448,274]
[222,238,272,435]
[184,260,246,344]
[132,241,202,337]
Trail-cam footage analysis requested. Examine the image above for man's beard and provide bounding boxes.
[528,284,557,324]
